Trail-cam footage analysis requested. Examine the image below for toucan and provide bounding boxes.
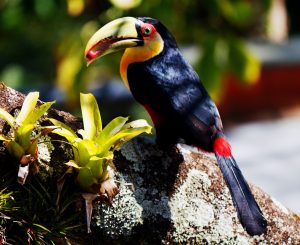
[85,17,267,236]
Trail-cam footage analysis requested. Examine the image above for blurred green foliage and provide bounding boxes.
[0,0,272,107]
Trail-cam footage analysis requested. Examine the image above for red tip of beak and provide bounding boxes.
[86,50,97,62]
[85,37,124,65]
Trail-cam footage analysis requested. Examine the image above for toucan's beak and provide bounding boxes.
[85,17,142,66]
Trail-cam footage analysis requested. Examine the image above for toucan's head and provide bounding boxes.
[85,17,176,88]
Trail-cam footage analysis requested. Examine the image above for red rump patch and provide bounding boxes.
[214,137,232,157]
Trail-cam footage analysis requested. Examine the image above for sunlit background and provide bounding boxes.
[1,0,300,212]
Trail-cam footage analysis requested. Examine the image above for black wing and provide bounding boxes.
[167,79,223,150]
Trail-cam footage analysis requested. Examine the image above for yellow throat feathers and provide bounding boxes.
[120,33,164,90]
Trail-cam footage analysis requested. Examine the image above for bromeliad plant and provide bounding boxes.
[49,93,151,232]
[0,92,55,184]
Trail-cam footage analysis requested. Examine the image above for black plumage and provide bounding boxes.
[126,17,267,235]
[85,16,268,236]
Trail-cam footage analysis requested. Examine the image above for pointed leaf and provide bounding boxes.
[99,120,152,153]
[86,156,104,179]
[86,152,113,179]
[7,141,25,160]
[80,93,102,140]
[16,124,35,150]
[96,116,128,145]
[113,126,152,150]
[75,139,98,167]
[23,101,56,125]
[0,134,10,141]
[33,223,51,233]
[65,160,81,169]
[82,193,98,233]
[0,108,15,127]
[71,139,81,163]
[122,119,152,133]
[228,38,260,83]
[40,125,59,135]
[27,137,38,156]
[16,92,39,125]
[48,118,77,142]
[76,167,98,190]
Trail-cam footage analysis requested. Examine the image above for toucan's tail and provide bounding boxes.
[214,136,267,236]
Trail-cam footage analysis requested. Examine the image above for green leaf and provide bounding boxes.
[228,38,260,83]
[0,134,10,141]
[122,119,152,133]
[114,125,152,150]
[0,108,15,127]
[80,93,102,140]
[48,118,77,142]
[100,119,152,153]
[47,94,152,192]
[33,223,51,233]
[27,137,38,156]
[198,34,223,98]
[74,139,98,167]
[65,160,81,169]
[15,92,39,125]
[16,124,35,151]
[76,167,98,190]
[6,140,25,160]
[87,152,113,179]
[86,156,103,179]
[96,116,128,145]
[220,1,253,26]
[23,101,56,125]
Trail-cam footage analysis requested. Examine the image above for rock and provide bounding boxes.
[0,83,299,244]
[91,137,300,244]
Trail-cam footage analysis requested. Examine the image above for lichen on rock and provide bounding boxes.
[91,138,300,244]
[37,135,55,179]
[94,181,143,237]
[1,85,300,244]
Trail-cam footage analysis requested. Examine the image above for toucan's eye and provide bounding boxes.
[143,26,152,36]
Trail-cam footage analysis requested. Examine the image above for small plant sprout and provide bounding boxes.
[49,93,152,233]
[0,92,55,185]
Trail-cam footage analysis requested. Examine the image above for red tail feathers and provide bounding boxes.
[213,137,232,157]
